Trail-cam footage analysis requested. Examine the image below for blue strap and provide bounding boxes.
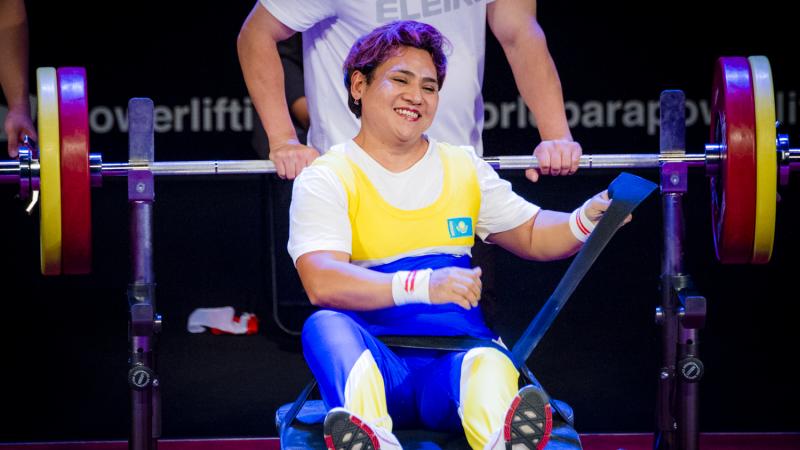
[511,172,657,365]
[279,379,318,442]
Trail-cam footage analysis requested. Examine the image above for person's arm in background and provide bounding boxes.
[238,3,318,179]
[288,96,309,132]
[488,0,581,182]
[0,0,37,158]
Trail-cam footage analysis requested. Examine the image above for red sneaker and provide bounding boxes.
[502,385,553,450]
[323,407,402,450]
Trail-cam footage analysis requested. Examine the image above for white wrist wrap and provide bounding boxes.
[391,269,433,306]
[569,201,597,243]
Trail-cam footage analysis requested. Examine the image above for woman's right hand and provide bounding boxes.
[429,266,482,310]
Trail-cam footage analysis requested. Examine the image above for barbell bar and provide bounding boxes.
[0,152,710,177]
[1,56,799,275]
[4,148,799,177]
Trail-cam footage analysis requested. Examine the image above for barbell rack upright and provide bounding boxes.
[127,98,160,450]
[656,90,705,450]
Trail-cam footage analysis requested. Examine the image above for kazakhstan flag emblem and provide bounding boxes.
[447,217,473,238]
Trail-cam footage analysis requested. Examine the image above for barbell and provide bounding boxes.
[1,56,798,275]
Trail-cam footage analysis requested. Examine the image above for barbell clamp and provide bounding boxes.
[703,143,723,177]
[776,133,799,186]
[18,147,40,215]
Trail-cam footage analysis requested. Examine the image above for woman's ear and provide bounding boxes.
[350,70,366,101]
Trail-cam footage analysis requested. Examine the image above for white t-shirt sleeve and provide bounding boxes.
[260,0,335,32]
[466,147,540,241]
[287,165,352,264]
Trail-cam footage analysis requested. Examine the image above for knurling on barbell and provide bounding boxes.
[17,56,791,275]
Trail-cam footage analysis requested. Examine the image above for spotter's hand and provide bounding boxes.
[527,139,582,182]
[5,106,37,158]
[269,139,320,180]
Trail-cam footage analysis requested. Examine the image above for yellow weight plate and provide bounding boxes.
[37,67,62,275]
[748,56,777,264]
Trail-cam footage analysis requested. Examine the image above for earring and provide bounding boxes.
[354,99,360,106]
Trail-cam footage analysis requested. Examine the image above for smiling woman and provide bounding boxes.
[343,24,447,170]
[284,20,620,450]
[350,46,440,168]
[343,20,448,119]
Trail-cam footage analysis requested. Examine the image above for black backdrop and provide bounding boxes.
[1,0,799,442]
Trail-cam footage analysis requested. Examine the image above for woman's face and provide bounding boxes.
[352,46,440,147]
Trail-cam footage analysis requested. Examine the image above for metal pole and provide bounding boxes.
[679,325,700,450]
[656,90,697,450]
[96,153,707,177]
[127,98,159,450]
[658,191,683,449]
[6,149,800,180]
[0,160,20,182]
[4,149,798,180]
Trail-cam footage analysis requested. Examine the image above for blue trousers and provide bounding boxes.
[301,309,520,448]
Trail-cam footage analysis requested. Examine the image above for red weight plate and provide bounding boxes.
[57,67,92,274]
[709,57,757,264]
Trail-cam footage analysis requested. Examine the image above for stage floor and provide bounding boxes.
[1,433,799,450]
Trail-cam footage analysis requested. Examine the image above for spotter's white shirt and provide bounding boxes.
[261,0,493,155]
